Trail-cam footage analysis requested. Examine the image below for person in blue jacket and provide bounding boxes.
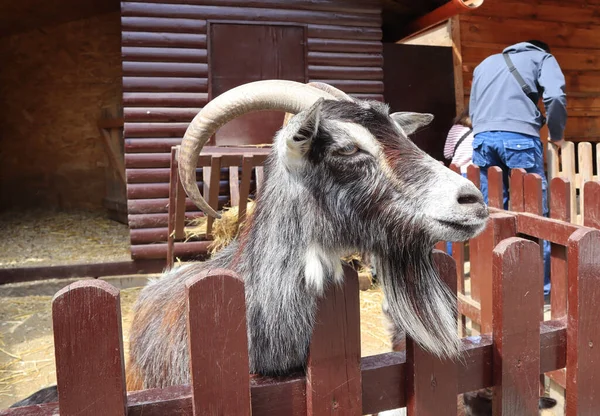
[469,40,567,300]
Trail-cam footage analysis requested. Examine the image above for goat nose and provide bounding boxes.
[456,185,484,207]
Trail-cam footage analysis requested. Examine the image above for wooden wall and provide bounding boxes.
[0,13,122,210]
[122,0,384,259]
[458,0,600,143]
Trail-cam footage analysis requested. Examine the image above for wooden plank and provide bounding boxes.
[130,241,211,260]
[307,65,382,80]
[124,107,201,122]
[307,51,383,67]
[308,38,382,53]
[126,150,270,169]
[121,17,207,33]
[238,156,254,227]
[0,260,164,285]
[406,251,458,415]
[99,128,127,185]
[566,229,600,415]
[175,162,188,240]
[131,227,170,245]
[229,167,240,207]
[120,3,381,27]
[123,92,208,107]
[125,122,191,138]
[255,166,265,198]
[123,62,208,78]
[129,212,203,229]
[458,293,481,323]
[549,177,571,321]
[166,147,178,267]
[52,280,127,416]
[467,164,480,189]
[186,269,251,415]
[2,321,568,416]
[523,173,544,215]
[307,24,381,41]
[123,0,381,15]
[122,32,207,48]
[306,266,361,415]
[206,156,222,237]
[461,15,600,53]
[308,79,383,93]
[471,213,518,331]
[578,142,594,222]
[128,197,229,215]
[509,168,526,212]
[516,212,583,246]
[471,0,600,25]
[450,16,464,115]
[122,47,208,63]
[487,166,503,209]
[583,181,600,229]
[492,238,542,415]
[123,78,207,93]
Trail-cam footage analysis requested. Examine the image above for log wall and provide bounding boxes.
[459,0,600,143]
[0,13,122,210]
[122,0,383,259]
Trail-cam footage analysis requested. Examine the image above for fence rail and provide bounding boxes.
[3,220,600,414]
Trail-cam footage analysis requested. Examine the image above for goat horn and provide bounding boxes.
[282,82,352,127]
[179,80,336,218]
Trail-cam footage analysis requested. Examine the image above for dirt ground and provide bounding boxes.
[0,209,130,269]
[0,279,391,409]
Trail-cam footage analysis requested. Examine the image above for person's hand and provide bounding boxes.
[549,138,565,148]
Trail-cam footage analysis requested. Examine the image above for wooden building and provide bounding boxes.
[452,0,600,144]
[121,0,482,260]
[1,0,485,265]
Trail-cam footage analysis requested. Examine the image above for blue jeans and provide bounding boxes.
[472,131,551,296]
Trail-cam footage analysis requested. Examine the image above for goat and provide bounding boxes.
[11,80,488,406]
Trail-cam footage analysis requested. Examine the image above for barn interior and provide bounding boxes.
[0,0,130,269]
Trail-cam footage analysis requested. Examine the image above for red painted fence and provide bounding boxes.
[2,225,600,414]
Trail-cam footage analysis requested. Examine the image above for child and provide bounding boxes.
[444,105,474,174]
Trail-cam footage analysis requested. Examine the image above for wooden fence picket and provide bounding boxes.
[306,266,362,415]
[583,181,600,230]
[52,280,127,416]
[487,166,504,209]
[549,177,571,319]
[566,229,600,415]
[406,251,458,415]
[492,238,542,415]
[186,269,251,416]
[523,173,543,215]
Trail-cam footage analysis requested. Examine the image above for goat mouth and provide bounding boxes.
[435,219,485,237]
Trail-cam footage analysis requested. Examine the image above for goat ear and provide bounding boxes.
[285,98,323,160]
[390,112,434,136]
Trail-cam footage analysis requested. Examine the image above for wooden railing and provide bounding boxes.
[6,232,600,414]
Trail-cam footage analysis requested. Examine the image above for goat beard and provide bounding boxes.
[373,241,460,359]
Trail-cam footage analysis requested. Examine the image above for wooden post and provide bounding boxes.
[566,229,600,415]
[306,266,362,415]
[238,155,254,228]
[229,166,240,207]
[186,269,251,416]
[52,280,127,416]
[549,177,571,319]
[466,164,480,189]
[206,156,222,237]
[167,146,178,268]
[470,213,517,333]
[523,173,543,215]
[509,168,526,212]
[492,238,542,415]
[406,251,458,415]
[487,166,503,209]
[583,181,600,229]
[561,141,577,223]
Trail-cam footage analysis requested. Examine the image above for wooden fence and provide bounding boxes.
[546,140,600,224]
[3,220,600,414]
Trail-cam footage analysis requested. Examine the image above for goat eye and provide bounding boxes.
[336,144,359,156]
